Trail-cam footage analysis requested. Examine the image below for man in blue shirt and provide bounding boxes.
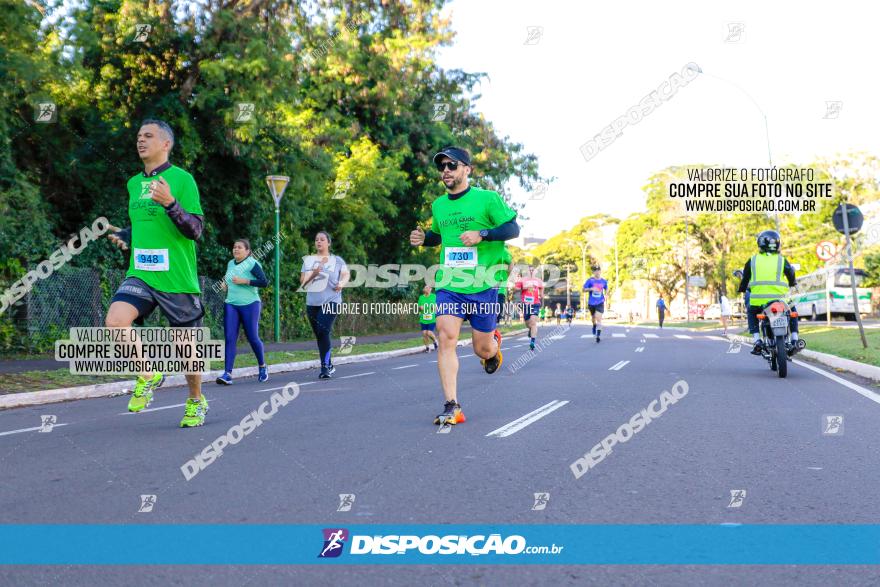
[583,266,609,343]
[656,296,667,328]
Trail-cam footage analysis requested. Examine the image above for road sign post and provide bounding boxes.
[837,203,867,348]
[266,175,290,343]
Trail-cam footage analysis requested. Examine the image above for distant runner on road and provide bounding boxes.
[514,265,544,351]
[583,266,609,343]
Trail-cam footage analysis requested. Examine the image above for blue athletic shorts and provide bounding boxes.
[420,322,436,331]
[435,288,499,333]
[523,304,541,321]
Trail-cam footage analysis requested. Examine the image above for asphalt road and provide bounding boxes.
[3,324,880,585]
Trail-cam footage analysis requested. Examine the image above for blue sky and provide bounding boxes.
[437,0,880,238]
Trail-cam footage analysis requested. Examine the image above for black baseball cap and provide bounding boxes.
[432,146,471,166]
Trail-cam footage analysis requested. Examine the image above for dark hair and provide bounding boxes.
[141,119,175,151]
[234,238,251,252]
[316,231,332,246]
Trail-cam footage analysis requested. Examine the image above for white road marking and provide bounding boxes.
[431,360,438,363]
[674,334,692,339]
[339,372,376,379]
[459,353,474,358]
[485,400,569,438]
[635,347,645,353]
[705,335,727,341]
[548,335,566,340]
[727,345,741,354]
[120,403,186,415]
[612,333,626,338]
[580,334,592,339]
[807,467,823,470]
[608,360,630,371]
[644,333,658,338]
[254,381,316,393]
[517,337,529,341]
[392,364,418,370]
[0,423,70,437]
[793,360,880,406]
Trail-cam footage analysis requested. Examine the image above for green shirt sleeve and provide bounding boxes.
[176,172,203,215]
[487,191,516,227]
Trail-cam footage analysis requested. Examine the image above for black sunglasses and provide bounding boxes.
[436,161,461,172]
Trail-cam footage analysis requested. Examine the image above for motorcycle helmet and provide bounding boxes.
[757,230,781,253]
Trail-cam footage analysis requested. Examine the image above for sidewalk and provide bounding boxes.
[0,328,475,374]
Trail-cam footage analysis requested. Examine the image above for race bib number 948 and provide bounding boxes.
[134,248,170,271]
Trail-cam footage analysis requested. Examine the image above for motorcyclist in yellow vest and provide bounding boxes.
[736,230,800,356]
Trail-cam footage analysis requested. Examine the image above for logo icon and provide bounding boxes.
[823,101,843,119]
[524,26,544,45]
[532,492,549,511]
[133,24,152,43]
[822,414,844,435]
[337,493,356,512]
[39,415,57,433]
[333,179,352,200]
[339,336,356,355]
[724,22,745,43]
[432,102,449,122]
[529,182,548,201]
[318,528,348,558]
[727,335,746,354]
[138,494,157,513]
[235,103,255,123]
[34,103,57,123]
[727,489,746,508]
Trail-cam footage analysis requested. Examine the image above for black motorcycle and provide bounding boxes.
[756,299,806,378]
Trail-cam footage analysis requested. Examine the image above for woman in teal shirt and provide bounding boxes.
[217,239,269,385]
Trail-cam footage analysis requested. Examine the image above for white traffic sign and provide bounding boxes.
[815,240,837,261]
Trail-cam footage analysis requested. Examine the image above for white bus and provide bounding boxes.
[792,265,872,321]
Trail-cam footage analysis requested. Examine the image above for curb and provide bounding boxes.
[798,349,880,382]
[0,328,528,410]
[721,333,880,382]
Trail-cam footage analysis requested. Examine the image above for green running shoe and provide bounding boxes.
[127,373,164,412]
[180,395,209,428]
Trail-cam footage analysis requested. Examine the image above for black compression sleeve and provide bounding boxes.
[423,230,441,246]
[248,263,269,288]
[485,219,520,242]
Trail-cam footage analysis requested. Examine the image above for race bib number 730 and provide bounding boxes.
[444,247,478,268]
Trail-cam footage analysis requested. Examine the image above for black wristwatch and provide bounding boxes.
[479,229,490,240]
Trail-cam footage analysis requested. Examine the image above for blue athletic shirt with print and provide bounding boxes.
[584,277,608,305]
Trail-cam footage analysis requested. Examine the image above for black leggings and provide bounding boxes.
[307,303,339,366]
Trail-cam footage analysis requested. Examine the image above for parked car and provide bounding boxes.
[704,304,721,320]
[604,309,620,320]
[689,304,707,320]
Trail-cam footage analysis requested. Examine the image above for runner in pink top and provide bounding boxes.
[514,266,544,351]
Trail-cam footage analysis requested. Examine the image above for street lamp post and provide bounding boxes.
[688,64,780,234]
[566,239,588,310]
[265,175,289,343]
[684,213,691,321]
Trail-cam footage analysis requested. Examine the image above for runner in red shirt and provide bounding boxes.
[514,266,544,351]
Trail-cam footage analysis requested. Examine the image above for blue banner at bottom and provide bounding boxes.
[1,525,878,565]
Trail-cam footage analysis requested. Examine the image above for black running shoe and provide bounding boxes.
[319,366,331,379]
[433,400,465,425]
[751,341,763,356]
